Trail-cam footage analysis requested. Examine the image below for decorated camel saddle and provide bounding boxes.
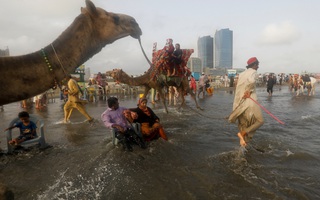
[150,42,194,80]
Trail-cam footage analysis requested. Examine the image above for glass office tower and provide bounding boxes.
[214,28,233,69]
[197,36,213,69]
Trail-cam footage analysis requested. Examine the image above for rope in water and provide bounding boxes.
[248,97,285,125]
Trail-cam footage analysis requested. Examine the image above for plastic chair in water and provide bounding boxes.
[5,114,48,153]
[111,123,142,145]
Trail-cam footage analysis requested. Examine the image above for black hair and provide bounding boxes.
[107,97,118,108]
[246,61,259,69]
[18,111,29,118]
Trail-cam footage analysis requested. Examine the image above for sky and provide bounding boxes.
[1,0,320,76]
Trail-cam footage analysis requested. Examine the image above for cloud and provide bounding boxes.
[257,21,301,45]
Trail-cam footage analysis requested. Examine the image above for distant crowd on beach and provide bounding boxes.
[2,71,318,112]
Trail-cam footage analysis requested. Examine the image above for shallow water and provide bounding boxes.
[1,85,320,200]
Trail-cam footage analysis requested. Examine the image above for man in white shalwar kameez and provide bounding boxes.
[228,57,264,147]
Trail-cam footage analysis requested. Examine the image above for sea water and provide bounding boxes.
[0,85,319,200]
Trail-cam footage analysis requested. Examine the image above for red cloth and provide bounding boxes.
[190,77,197,91]
[247,57,258,65]
[151,49,194,79]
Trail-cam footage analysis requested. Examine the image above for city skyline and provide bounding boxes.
[1,0,320,75]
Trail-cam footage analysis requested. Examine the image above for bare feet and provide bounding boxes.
[63,119,70,124]
[237,131,247,147]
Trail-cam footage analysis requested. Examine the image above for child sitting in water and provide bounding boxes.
[4,111,37,146]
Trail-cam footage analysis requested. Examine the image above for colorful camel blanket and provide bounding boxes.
[150,49,194,79]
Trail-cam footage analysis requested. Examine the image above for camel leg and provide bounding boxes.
[158,89,168,113]
[187,87,202,110]
[168,86,173,106]
[143,87,151,99]
[174,87,178,106]
[177,88,185,110]
[312,85,315,95]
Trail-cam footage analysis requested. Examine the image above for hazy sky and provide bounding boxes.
[1,0,319,75]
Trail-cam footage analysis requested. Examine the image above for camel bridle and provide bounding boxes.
[40,44,69,90]
[50,43,68,76]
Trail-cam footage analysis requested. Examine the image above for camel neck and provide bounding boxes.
[42,14,99,75]
[117,71,151,86]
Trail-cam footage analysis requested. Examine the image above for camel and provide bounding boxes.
[106,68,200,113]
[303,76,317,96]
[0,0,142,106]
[309,77,317,96]
[291,75,317,96]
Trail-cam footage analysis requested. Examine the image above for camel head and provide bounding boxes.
[81,0,142,43]
[106,68,122,80]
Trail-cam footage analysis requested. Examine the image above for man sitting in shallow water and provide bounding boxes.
[101,97,146,151]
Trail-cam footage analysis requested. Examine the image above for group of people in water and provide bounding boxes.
[289,73,317,96]
[262,72,317,97]
[4,54,281,153]
[62,73,168,151]
[4,74,168,152]
[21,92,50,109]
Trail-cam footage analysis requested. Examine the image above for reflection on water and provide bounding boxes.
[1,86,320,199]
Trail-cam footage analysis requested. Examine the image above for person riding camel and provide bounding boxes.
[162,38,174,76]
[171,43,183,76]
[302,74,311,90]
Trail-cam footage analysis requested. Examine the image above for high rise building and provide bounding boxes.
[187,57,202,73]
[214,28,233,69]
[197,36,213,70]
